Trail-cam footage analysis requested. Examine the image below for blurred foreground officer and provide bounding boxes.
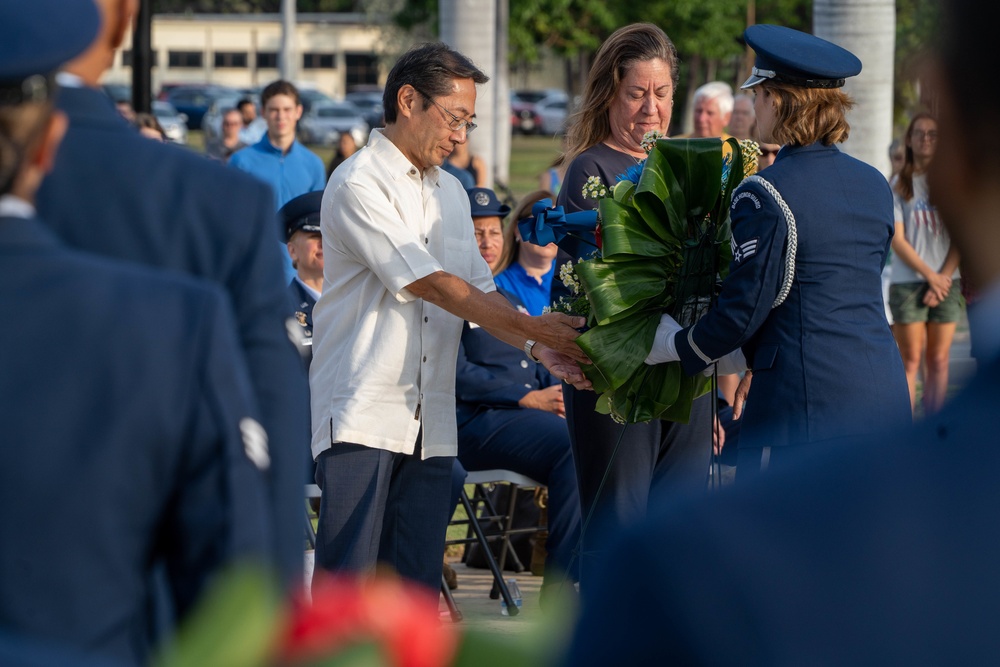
[37,0,309,585]
[562,6,1000,664]
[0,2,272,664]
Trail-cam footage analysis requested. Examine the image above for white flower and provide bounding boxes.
[640,130,664,154]
[581,175,608,200]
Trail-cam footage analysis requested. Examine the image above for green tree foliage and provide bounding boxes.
[508,0,617,62]
[895,0,938,125]
[152,0,358,12]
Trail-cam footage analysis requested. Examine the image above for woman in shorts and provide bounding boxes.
[889,113,963,415]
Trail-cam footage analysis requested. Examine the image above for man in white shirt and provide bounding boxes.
[310,43,589,592]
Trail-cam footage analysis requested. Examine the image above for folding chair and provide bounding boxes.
[442,469,546,618]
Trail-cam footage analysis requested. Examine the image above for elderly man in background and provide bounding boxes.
[689,80,734,138]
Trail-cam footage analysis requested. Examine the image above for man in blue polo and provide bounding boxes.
[230,80,326,209]
[231,80,326,281]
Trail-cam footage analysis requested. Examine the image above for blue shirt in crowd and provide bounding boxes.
[230,135,326,280]
[230,135,326,209]
[494,260,556,316]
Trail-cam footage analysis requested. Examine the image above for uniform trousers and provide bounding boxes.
[314,437,454,593]
[457,407,582,582]
[565,387,713,585]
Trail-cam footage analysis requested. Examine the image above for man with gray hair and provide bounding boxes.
[311,42,589,592]
[691,80,734,138]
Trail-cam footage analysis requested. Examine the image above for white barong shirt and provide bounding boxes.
[310,129,495,459]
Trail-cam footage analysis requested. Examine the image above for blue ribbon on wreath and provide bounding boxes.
[517,198,598,246]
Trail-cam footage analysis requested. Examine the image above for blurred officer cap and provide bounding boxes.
[278,190,323,241]
[0,0,100,106]
[741,24,862,90]
[467,187,511,218]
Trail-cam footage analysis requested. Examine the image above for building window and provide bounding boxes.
[345,53,379,87]
[256,51,278,69]
[302,53,336,69]
[168,51,203,69]
[121,50,158,67]
[214,51,248,69]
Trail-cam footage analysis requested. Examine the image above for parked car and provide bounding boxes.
[153,100,188,144]
[514,88,568,106]
[156,82,188,101]
[297,87,336,113]
[344,90,385,129]
[510,89,569,135]
[510,92,542,135]
[165,85,237,129]
[298,100,369,147]
[536,97,570,135]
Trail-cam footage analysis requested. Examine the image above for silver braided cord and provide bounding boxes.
[743,175,798,308]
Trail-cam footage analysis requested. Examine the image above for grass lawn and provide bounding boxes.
[505,134,564,204]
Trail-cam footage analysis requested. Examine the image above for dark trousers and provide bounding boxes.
[313,439,453,593]
[457,407,582,582]
[565,387,713,585]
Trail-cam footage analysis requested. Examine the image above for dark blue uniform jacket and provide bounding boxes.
[37,85,309,583]
[0,217,272,665]
[676,142,910,448]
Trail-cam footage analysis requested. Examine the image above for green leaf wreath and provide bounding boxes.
[567,137,756,424]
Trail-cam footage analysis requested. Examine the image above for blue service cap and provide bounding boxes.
[468,187,511,218]
[278,190,324,241]
[0,0,101,106]
[741,24,862,90]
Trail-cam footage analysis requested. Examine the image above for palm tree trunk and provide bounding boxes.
[440,0,501,187]
[814,0,896,176]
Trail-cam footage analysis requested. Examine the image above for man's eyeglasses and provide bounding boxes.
[412,86,477,135]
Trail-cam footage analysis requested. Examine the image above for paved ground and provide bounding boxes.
[439,562,545,633]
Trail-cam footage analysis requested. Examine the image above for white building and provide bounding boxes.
[106,13,387,97]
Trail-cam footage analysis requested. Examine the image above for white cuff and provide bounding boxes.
[644,314,682,365]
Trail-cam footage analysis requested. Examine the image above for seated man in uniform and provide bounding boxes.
[0,3,272,664]
[279,190,324,366]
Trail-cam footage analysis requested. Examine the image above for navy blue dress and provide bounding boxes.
[556,142,714,584]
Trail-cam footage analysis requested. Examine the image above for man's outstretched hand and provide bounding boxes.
[529,313,590,365]
[536,344,593,391]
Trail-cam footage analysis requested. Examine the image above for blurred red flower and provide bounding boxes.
[279,573,458,667]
